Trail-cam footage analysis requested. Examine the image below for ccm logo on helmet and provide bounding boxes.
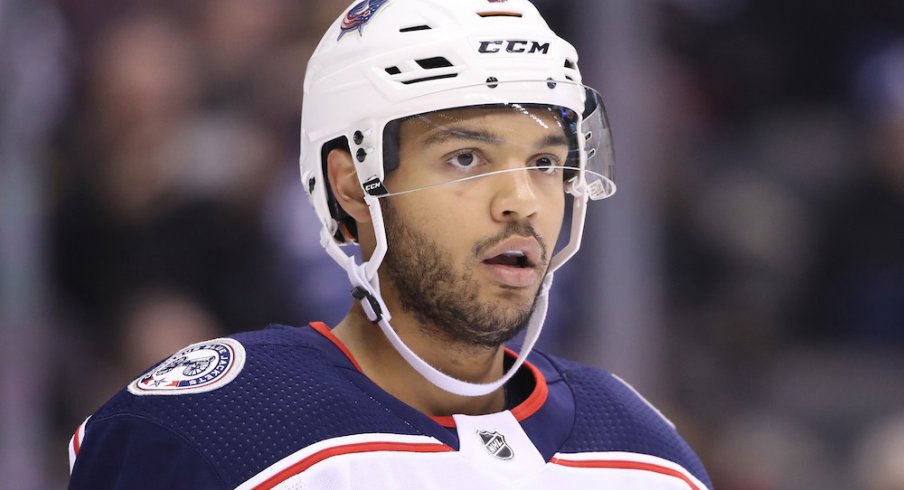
[478,40,550,54]
[363,178,388,196]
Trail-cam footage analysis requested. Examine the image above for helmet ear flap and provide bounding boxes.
[320,136,359,243]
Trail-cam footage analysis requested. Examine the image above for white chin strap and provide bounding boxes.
[352,264,552,398]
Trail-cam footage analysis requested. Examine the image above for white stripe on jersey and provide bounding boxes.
[550,451,709,490]
[236,433,450,490]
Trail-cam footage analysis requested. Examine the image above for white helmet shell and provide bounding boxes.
[300,0,584,244]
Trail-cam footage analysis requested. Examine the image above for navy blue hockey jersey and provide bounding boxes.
[68,323,711,489]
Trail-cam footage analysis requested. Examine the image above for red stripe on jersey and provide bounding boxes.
[254,441,453,489]
[71,422,83,455]
[508,347,548,422]
[429,414,456,427]
[309,322,364,372]
[550,457,701,490]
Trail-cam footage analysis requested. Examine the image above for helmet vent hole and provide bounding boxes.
[400,25,432,32]
[565,59,577,69]
[477,11,523,18]
[400,73,459,85]
[386,56,460,85]
[415,57,454,69]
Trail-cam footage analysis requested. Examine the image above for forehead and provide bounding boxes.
[398,105,569,145]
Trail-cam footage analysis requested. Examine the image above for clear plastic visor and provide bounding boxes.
[379,81,615,200]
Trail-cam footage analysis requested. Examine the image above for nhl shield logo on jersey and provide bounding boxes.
[477,430,514,460]
[127,338,246,396]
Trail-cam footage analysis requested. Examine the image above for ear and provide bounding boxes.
[326,148,371,224]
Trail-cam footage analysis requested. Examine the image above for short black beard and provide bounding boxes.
[381,200,547,349]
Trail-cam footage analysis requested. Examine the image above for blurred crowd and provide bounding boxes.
[655,1,904,488]
[39,0,354,484]
[1,0,903,488]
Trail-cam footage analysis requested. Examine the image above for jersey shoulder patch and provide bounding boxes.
[127,337,246,396]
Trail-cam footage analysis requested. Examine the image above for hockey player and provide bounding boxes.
[68,0,711,488]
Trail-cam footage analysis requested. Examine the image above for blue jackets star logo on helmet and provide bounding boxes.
[338,0,389,40]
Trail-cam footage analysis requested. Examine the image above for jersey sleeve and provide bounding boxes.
[68,415,229,489]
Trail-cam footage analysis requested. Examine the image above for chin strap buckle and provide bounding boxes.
[351,286,383,322]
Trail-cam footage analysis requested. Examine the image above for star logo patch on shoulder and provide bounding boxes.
[127,338,246,396]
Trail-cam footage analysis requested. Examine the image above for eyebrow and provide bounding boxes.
[421,127,570,150]
[421,127,502,146]
[540,133,570,149]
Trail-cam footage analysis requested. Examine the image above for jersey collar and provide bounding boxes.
[308,321,548,427]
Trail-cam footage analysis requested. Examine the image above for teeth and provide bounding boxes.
[497,250,529,268]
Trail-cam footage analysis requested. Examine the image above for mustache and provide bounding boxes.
[473,222,549,266]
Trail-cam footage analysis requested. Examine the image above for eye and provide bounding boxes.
[531,154,561,175]
[445,150,485,170]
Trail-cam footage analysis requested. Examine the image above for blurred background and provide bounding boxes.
[1,0,903,488]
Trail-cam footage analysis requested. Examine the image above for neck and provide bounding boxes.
[332,303,507,417]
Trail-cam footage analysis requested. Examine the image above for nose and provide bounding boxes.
[489,168,540,223]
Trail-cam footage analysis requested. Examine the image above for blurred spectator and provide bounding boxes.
[707,412,836,490]
[801,38,904,342]
[854,413,904,490]
[49,10,307,355]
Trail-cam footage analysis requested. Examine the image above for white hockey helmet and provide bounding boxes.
[299,0,615,397]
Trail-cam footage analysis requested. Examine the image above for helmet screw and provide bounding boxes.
[486,76,499,88]
[356,148,367,162]
[546,77,557,89]
[353,130,364,145]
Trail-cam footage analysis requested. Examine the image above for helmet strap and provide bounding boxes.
[349,267,553,398]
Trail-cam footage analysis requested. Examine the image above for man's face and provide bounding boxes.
[380,106,568,348]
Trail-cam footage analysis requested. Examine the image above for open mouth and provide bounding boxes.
[480,239,542,288]
[483,250,531,268]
